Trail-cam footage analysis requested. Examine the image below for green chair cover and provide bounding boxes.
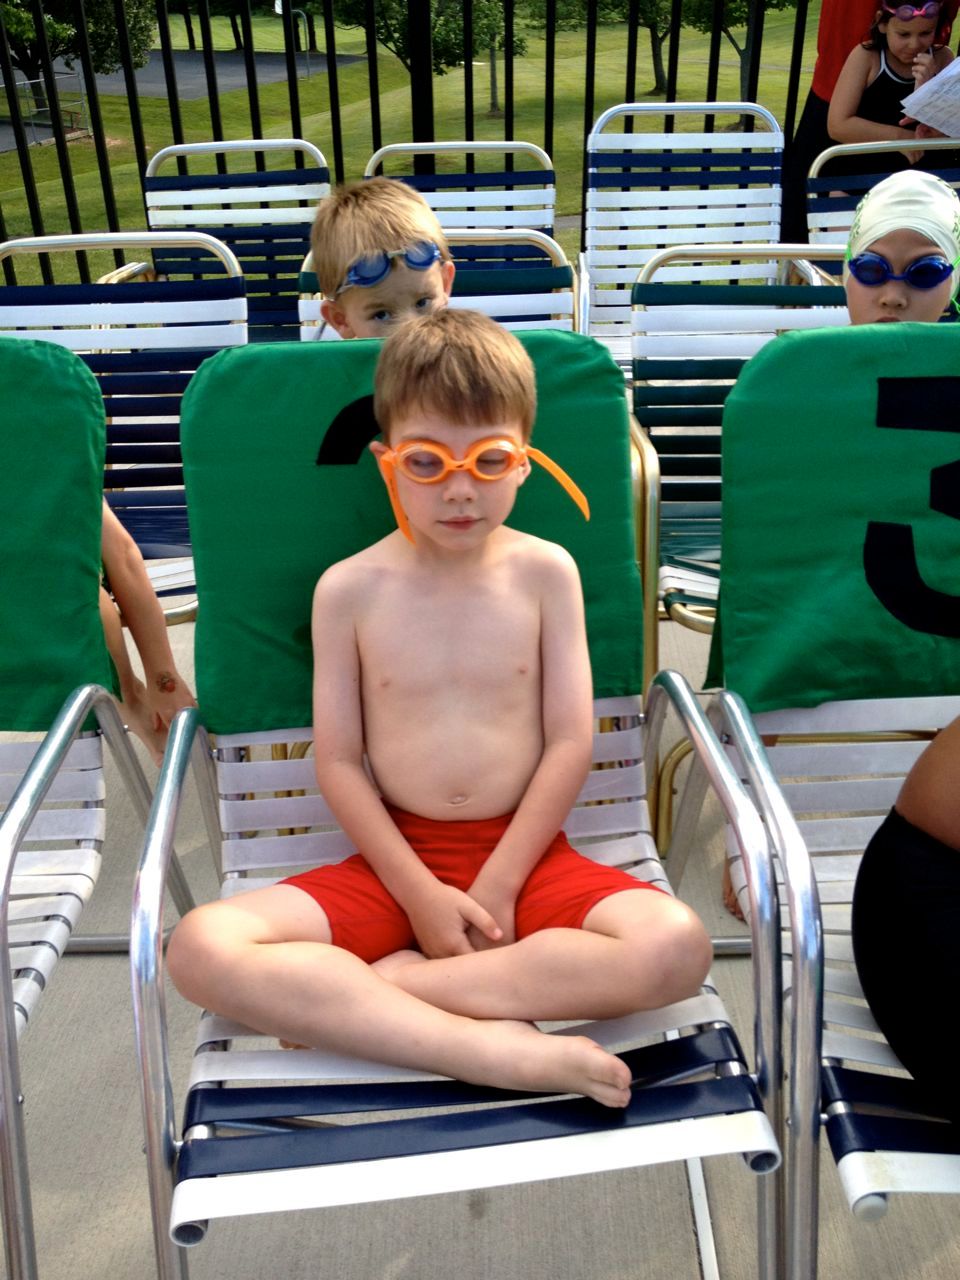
[0,338,115,729]
[708,323,960,711]
[181,330,643,734]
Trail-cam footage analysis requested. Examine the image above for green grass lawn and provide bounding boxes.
[0,8,821,281]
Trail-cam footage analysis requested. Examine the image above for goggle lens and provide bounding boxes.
[848,252,955,289]
[905,257,954,288]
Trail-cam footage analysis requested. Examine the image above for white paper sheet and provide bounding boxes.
[900,57,960,136]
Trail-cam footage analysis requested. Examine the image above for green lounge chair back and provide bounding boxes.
[0,338,115,729]
[708,323,960,710]
[180,330,642,734]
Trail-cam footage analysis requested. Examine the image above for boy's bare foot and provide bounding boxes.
[281,1018,631,1107]
[472,1020,632,1108]
[721,860,746,922]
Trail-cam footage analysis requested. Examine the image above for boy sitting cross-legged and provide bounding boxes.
[311,176,455,338]
[166,309,712,1107]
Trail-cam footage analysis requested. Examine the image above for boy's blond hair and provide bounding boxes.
[374,309,537,442]
[310,177,451,299]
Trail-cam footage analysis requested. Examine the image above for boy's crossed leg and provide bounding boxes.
[166,886,635,1108]
[372,889,713,1022]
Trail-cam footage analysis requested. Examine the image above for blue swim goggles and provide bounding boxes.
[334,241,442,296]
[846,251,959,289]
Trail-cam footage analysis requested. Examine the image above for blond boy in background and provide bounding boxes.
[311,176,455,338]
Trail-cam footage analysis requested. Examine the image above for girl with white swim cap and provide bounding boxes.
[844,169,960,322]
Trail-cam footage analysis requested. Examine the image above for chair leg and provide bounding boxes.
[757,1154,785,1280]
[142,1128,190,1280]
[686,1157,721,1280]
[0,1027,39,1280]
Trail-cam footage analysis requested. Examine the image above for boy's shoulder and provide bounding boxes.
[499,526,580,581]
[313,535,399,602]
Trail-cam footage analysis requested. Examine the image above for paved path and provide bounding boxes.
[85,47,363,100]
[0,47,363,148]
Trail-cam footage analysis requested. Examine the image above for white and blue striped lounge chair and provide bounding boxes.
[365,139,557,238]
[580,102,785,369]
[144,138,329,343]
[806,137,960,252]
[131,333,783,1280]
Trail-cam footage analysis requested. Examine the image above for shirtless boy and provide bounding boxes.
[166,310,712,1107]
[311,176,455,339]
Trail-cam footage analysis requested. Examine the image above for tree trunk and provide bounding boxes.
[183,10,196,51]
[230,13,244,51]
[28,78,49,117]
[488,42,501,114]
[306,12,318,52]
[646,25,667,96]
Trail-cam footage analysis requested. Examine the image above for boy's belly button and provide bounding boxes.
[448,794,468,806]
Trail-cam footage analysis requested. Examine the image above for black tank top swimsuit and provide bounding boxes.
[826,51,916,178]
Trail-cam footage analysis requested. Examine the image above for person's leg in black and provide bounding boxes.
[852,808,960,1121]
[780,90,833,243]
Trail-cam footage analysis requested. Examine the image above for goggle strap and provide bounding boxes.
[525,446,591,521]
[377,455,416,543]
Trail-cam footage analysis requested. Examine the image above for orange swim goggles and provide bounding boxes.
[375,436,590,543]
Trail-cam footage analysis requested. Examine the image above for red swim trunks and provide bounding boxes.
[281,805,663,963]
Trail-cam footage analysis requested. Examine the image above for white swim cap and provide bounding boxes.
[845,171,960,285]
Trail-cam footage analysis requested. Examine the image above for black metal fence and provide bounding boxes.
[0,0,814,284]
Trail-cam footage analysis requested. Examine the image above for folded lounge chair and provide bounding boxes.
[704,322,960,1280]
[0,336,195,1280]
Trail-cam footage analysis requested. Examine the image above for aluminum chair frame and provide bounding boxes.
[0,684,196,1280]
[131,668,783,1280]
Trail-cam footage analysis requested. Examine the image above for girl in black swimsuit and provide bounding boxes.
[826,1,954,179]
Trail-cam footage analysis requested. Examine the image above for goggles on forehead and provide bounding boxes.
[376,436,590,543]
[334,241,441,296]
[846,250,959,289]
[882,1,940,17]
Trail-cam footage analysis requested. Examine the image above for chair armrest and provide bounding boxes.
[707,689,823,1280]
[644,671,782,1124]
